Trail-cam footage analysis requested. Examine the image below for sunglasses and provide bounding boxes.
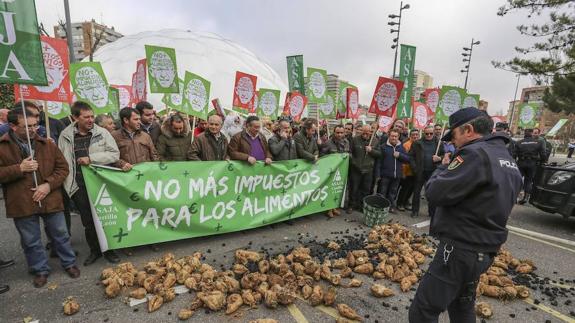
[424,132,434,135]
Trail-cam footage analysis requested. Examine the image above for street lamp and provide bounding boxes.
[389,1,411,78]
[460,38,480,90]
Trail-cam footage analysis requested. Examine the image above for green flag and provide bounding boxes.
[109,86,120,111]
[435,85,466,124]
[45,101,70,119]
[145,45,179,93]
[181,71,210,119]
[286,55,305,94]
[70,62,116,115]
[306,67,328,104]
[518,103,539,128]
[463,93,480,109]
[319,91,337,119]
[161,77,185,112]
[397,44,416,119]
[256,88,281,118]
[82,154,349,251]
[0,0,47,85]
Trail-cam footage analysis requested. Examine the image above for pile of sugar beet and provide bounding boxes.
[60,221,572,321]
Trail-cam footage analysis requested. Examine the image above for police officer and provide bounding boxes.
[514,128,546,204]
[409,108,522,323]
[495,122,515,156]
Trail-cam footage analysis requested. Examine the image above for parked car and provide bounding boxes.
[530,161,575,218]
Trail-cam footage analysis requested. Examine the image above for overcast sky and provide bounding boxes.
[36,0,547,116]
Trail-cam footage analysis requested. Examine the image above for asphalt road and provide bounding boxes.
[0,163,574,322]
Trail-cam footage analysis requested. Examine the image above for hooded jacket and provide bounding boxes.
[156,117,192,161]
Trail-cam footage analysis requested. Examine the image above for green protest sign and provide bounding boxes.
[546,119,568,137]
[518,103,539,128]
[82,154,349,251]
[286,55,305,95]
[319,91,337,119]
[396,44,416,119]
[0,0,47,85]
[109,86,120,111]
[45,101,70,119]
[70,62,116,115]
[463,93,480,109]
[145,45,179,93]
[435,86,466,124]
[306,67,328,104]
[161,77,184,112]
[181,71,210,119]
[256,88,281,118]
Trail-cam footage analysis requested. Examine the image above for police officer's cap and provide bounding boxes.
[442,108,487,142]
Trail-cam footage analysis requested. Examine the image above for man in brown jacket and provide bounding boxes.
[188,115,229,161]
[157,113,192,161]
[228,116,272,165]
[0,104,79,288]
[112,107,159,171]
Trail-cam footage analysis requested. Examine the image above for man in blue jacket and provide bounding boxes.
[377,129,410,212]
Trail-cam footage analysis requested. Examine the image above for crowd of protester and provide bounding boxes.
[0,99,562,292]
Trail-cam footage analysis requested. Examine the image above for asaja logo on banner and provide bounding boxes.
[94,184,118,226]
[331,168,345,196]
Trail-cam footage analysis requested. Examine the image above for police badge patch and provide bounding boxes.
[448,156,464,170]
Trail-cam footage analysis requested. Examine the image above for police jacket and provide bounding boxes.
[425,133,522,252]
[514,136,546,163]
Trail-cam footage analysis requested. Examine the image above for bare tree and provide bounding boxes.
[86,26,105,62]
[57,19,67,38]
[38,22,50,37]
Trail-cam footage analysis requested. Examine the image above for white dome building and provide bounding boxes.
[88,29,288,111]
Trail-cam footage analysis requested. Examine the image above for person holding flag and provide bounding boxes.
[0,102,79,287]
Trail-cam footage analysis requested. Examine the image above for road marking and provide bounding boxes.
[507,225,575,247]
[523,298,575,323]
[287,304,309,323]
[412,220,430,228]
[313,304,361,322]
[509,231,575,254]
[549,281,574,289]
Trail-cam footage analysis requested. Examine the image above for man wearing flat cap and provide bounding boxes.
[409,108,523,323]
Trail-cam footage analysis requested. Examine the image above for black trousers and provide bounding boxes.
[412,170,435,217]
[518,160,537,195]
[71,184,101,254]
[350,168,372,209]
[397,176,415,207]
[568,147,574,159]
[409,242,494,323]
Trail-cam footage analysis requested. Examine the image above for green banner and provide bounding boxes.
[435,85,466,124]
[307,67,328,104]
[45,101,70,119]
[286,55,305,95]
[182,71,210,119]
[161,77,184,112]
[319,91,337,119]
[518,103,539,128]
[463,93,480,109]
[546,119,568,137]
[82,154,349,251]
[397,44,416,119]
[145,45,179,93]
[0,0,47,85]
[256,88,281,118]
[70,62,116,116]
